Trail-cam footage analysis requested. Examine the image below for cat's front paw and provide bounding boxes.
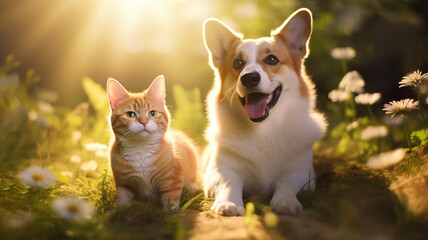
[116,186,134,208]
[186,182,200,193]
[270,194,302,216]
[163,201,180,211]
[212,201,245,216]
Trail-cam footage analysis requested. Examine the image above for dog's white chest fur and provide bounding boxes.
[213,95,323,195]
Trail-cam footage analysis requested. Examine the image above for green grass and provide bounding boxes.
[1,55,428,239]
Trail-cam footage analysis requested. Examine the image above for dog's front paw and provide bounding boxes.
[212,201,245,216]
[270,194,302,216]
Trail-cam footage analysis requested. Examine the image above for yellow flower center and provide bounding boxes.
[32,173,45,181]
[67,204,80,213]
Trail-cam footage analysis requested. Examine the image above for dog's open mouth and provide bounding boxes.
[239,86,282,122]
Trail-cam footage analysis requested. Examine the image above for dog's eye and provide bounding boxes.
[264,55,279,65]
[233,58,246,69]
[126,111,136,118]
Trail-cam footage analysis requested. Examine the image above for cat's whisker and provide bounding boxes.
[119,129,134,142]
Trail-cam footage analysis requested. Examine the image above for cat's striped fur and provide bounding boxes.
[107,76,199,210]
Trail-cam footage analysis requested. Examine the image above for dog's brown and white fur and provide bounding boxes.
[202,8,327,216]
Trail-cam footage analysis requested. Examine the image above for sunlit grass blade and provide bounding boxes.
[180,192,203,211]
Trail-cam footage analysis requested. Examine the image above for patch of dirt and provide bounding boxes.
[183,210,272,240]
[183,210,399,240]
[390,165,428,221]
[179,154,428,240]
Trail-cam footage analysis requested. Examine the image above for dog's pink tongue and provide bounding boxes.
[244,93,268,119]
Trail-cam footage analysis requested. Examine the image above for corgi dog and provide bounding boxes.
[202,8,327,216]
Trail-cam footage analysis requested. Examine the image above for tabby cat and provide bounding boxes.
[107,75,199,210]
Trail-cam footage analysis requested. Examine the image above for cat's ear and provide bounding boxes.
[146,75,165,105]
[107,78,129,110]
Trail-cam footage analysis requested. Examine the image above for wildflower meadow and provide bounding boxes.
[1,1,428,239]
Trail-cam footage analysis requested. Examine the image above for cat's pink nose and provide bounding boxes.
[141,121,148,127]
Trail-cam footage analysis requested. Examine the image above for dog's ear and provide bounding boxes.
[272,8,312,58]
[107,78,129,110]
[203,18,242,68]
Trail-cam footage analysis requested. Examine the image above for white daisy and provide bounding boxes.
[355,93,381,105]
[27,110,38,121]
[60,171,73,178]
[84,143,108,152]
[346,121,359,131]
[360,125,388,140]
[52,196,94,221]
[383,98,419,118]
[71,131,82,144]
[19,166,56,188]
[95,150,109,158]
[37,101,55,114]
[398,70,428,88]
[331,47,356,60]
[70,155,82,163]
[80,160,98,172]
[339,71,365,93]
[366,148,406,169]
[328,89,349,102]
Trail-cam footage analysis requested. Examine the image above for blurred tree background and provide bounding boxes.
[0,0,427,117]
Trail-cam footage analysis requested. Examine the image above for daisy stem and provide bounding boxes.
[376,138,381,153]
[367,105,375,124]
[416,85,428,127]
[340,102,346,122]
[344,92,355,122]
[349,92,357,121]
[402,114,411,149]
[341,60,348,75]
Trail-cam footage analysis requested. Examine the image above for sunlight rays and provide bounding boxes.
[0,0,213,104]
[19,1,75,54]
[57,1,115,79]
[54,0,195,83]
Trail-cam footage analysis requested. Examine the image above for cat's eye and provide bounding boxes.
[149,110,157,117]
[233,58,246,69]
[264,55,279,65]
[126,111,136,118]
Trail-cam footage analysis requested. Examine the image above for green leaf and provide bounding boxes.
[410,128,428,147]
[0,54,20,76]
[171,85,206,144]
[244,202,258,227]
[82,77,109,116]
[330,122,347,138]
[53,170,70,183]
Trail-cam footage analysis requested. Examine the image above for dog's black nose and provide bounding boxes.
[241,72,260,88]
